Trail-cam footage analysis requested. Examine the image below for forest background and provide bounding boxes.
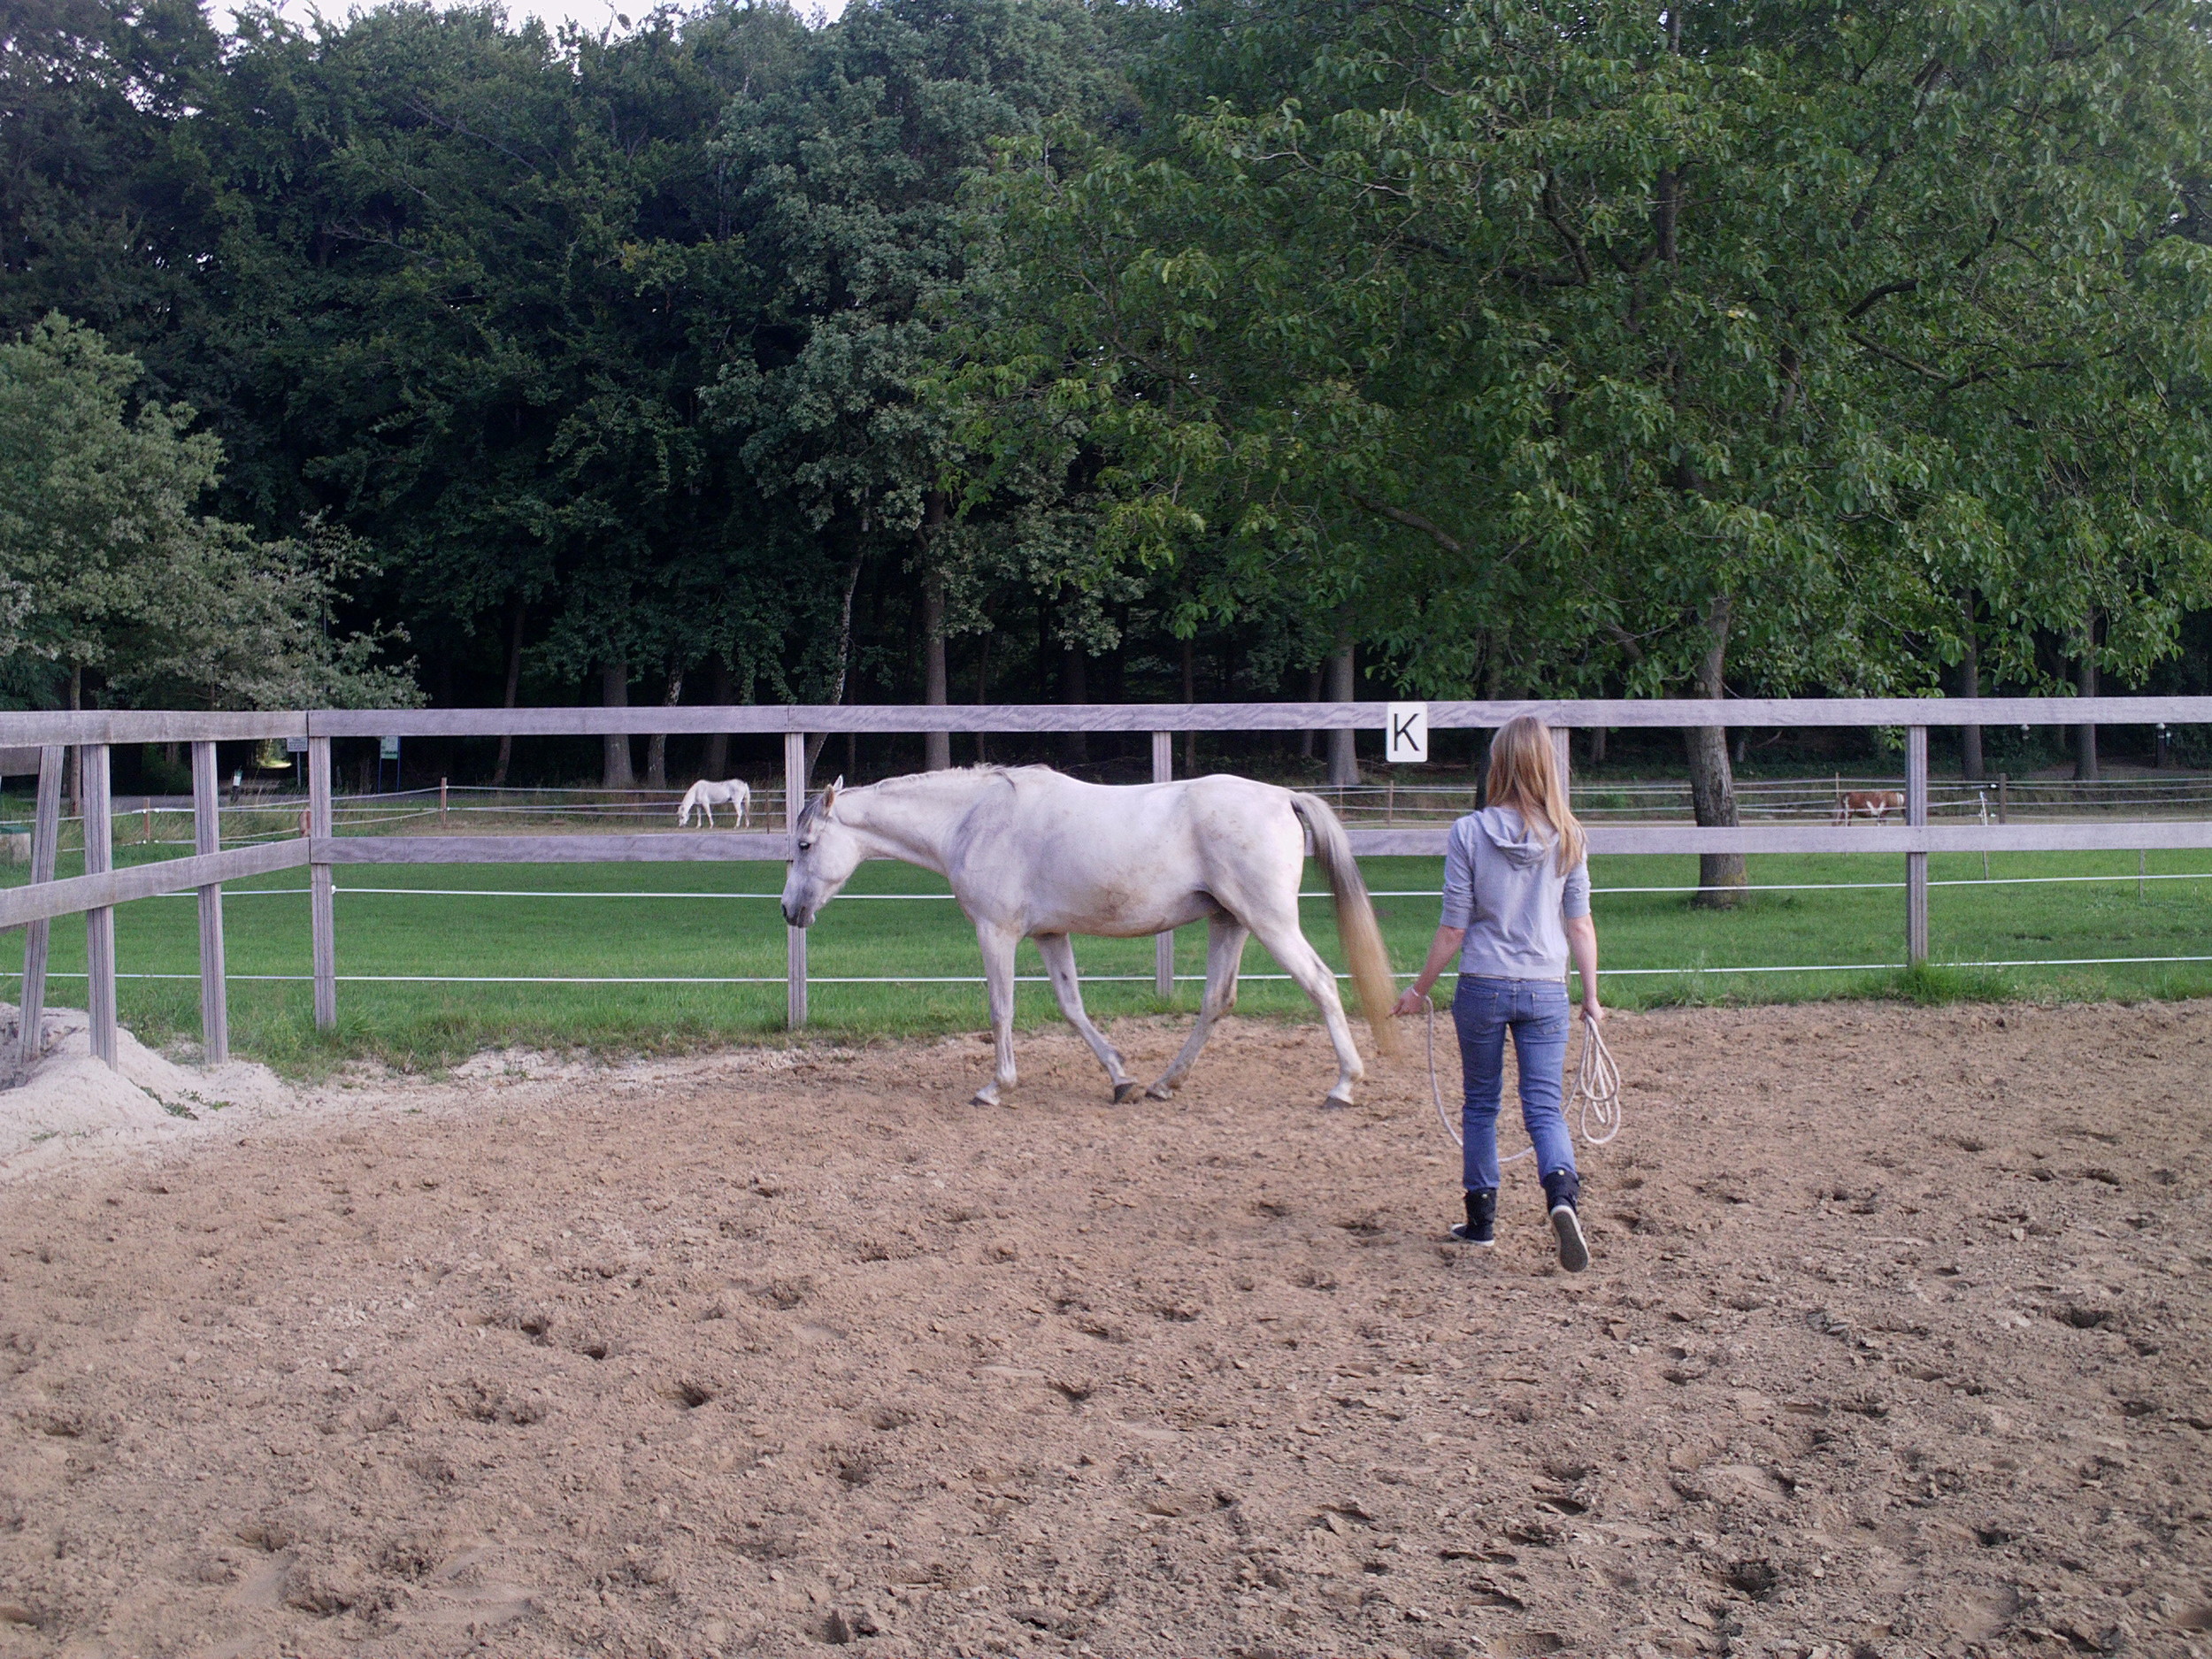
[6,0,2212,835]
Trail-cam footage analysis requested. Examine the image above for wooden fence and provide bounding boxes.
[5,697,2210,1069]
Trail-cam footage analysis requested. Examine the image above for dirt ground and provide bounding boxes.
[1,1001,2209,1659]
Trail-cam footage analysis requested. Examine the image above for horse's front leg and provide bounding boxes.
[1034,933,1137,1102]
[971,925,1020,1107]
[1146,916,1248,1100]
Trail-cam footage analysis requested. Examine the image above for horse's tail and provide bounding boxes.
[1290,791,1401,1059]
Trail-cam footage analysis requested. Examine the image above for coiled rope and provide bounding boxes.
[1421,992,1623,1161]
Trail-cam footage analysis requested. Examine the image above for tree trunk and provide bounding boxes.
[1060,641,1088,767]
[973,633,990,764]
[1959,626,1983,782]
[703,658,733,778]
[2074,632,2099,781]
[601,660,635,790]
[1182,638,1199,773]
[67,663,83,816]
[645,670,680,790]
[1685,598,1745,907]
[1590,726,1607,767]
[492,600,526,787]
[1474,649,1504,797]
[920,517,949,772]
[1300,664,1321,761]
[802,551,866,787]
[1325,642,1360,787]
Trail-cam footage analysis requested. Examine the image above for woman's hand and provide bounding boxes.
[1580,999,1605,1025]
[1402,926,1467,1019]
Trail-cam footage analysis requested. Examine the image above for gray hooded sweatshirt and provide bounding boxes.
[1439,806,1591,981]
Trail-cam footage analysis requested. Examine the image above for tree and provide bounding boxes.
[0,313,416,711]
[964,0,2212,886]
[703,0,1121,778]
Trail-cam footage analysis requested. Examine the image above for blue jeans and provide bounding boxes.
[1453,976,1576,1192]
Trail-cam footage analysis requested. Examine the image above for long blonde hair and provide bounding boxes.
[1485,715,1586,874]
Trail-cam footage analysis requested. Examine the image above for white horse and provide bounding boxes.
[780,766,1399,1108]
[678,779,751,828]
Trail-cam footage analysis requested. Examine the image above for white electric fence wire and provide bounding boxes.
[18,953,2212,990]
[1422,993,1623,1165]
[105,872,2212,904]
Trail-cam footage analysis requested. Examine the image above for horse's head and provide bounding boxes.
[780,778,860,927]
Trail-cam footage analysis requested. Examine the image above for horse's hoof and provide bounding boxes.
[1145,1083,1174,1102]
[1111,1081,1139,1104]
[1321,1093,1354,1111]
[972,1090,998,1107]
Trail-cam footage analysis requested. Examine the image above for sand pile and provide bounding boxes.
[0,1002,290,1180]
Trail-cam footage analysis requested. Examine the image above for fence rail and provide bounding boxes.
[6,695,2212,747]
[6,700,2211,1071]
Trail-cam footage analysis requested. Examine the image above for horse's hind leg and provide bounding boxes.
[972,925,1020,1107]
[1034,933,1137,1102]
[1145,916,1248,1100]
[1241,910,1364,1109]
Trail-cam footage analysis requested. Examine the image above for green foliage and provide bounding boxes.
[960,0,2212,699]
[699,0,1127,685]
[3,0,2209,731]
[0,314,415,707]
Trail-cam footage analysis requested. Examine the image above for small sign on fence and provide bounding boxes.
[379,736,400,760]
[1386,702,1428,764]
[285,736,308,754]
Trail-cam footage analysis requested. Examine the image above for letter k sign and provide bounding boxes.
[1386,703,1428,764]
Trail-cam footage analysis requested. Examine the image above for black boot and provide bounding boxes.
[1449,1187,1496,1247]
[1540,1168,1588,1273]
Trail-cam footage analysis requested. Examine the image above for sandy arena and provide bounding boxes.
[1,1002,2208,1659]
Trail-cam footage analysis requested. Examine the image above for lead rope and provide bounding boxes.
[1422,993,1623,1159]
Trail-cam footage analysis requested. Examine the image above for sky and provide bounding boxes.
[214,0,847,39]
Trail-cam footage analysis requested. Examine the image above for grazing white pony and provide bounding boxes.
[678,778,751,828]
[780,766,1399,1108]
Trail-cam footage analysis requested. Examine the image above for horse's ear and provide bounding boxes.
[821,778,841,816]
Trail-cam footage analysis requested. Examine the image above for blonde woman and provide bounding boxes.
[1393,715,1601,1271]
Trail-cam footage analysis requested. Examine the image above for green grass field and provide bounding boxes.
[5,844,2208,1070]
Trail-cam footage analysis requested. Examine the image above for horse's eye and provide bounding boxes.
[798,839,811,852]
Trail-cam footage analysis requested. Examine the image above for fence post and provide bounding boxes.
[18,745,62,1070]
[1905,726,1929,965]
[84,743,117,1067]
[786,731,807,1030]
[1153,731,1174,1000]
[309,735,336,1030]
[192,741,228,1064]
[1551,726,1571,798]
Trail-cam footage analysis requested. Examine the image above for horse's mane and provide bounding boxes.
[801,764,1036,829]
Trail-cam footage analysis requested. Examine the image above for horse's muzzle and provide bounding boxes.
[780,902,811,928]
